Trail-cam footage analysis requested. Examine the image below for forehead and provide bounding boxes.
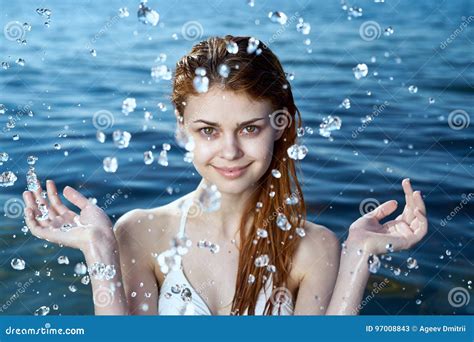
[184,87,273,123]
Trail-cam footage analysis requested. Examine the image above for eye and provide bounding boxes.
[241,125,260,135]
[199,127,216,136]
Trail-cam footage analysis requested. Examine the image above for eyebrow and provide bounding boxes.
[192,117,265,127]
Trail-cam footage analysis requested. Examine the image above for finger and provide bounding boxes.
[31,179,60,217]
[413,191,426,216]
[413,208,428,236]
[368,200,398,221]
[23,191,40,216]
[63,186,89,210]
[24,208,54,241]
[46,180,69,215]
[402,178,415,222]
[23,191,50,228]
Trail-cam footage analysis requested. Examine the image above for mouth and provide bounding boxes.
[211,162,252,179]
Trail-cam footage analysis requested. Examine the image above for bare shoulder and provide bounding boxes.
[291,220,341,280]
[113,194,192,245]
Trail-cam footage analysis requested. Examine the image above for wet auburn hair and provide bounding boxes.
[171,35,306,315]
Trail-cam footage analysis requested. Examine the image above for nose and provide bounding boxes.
[219,133,243,160]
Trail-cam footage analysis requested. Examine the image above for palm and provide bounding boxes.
[348,179,428,255]
[22,180,113,251]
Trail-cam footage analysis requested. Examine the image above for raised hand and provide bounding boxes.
[22,179,114,252]
[347,178,428,255]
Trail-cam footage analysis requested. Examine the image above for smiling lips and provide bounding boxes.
[212,163,252,179]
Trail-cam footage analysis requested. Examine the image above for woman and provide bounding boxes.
[22,36,428,315]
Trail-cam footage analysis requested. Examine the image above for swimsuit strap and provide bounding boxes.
[177,198,193,238]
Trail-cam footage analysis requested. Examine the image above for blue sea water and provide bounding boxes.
[0,0,473,315]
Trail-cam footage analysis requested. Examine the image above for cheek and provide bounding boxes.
[242,133,275,160]
[192,143,215,164]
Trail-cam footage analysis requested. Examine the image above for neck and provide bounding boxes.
[193,178,256,239]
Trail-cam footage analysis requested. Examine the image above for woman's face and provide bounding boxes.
[181,87,284,195]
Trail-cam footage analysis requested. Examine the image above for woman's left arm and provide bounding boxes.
[294,178,428,315]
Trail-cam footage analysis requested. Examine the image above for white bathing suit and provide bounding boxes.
[157,198,294,315]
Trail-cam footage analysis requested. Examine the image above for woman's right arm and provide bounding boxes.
[22,179,135,315]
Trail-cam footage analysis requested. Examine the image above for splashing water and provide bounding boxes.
[353,63,368,79]
[318,115,342,139]
[287,144,308,160]
[137,2,159,26]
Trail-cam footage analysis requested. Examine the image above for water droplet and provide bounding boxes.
[296,18,311,35]
[74,262,87,275]
[254,254,270,267]
[118,7,129,18]
[218,64,230,78]
[341,98,351,109]
[287,144,308,160]
[121,98,137,115]
[34,305,50,316]
[268,11,288,25]
[406,257,417,269]
[257,228,268,238]
[113,129,131,149]
[137,2,159,26]
[383,26,394,36]
[181,287,192,302]
[295,227,306,237]
[353,63,368,80]
[0,171,17,187]
[193,75,209,93]
[246,37,260,54]
[11,258,26,270]
[319,115,342,139]
[368,254,381,274]
[57,256,69,265]
[408,85,418,94]
[226,41,238,54]
[103,157,118,173]
[276,213,292,231]
[96,130,106,143]
[271,169,282,178]
[144,151,154,165]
